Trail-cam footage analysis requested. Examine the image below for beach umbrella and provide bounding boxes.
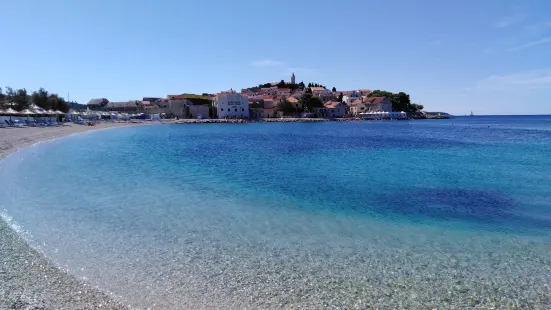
[29,104,45,112]
[31,110,44,122]
[45,109,55,121]
[2,107,19,122]
[19,109,35,123]
[4,108,18,114]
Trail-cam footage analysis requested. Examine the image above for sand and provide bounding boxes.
[0,123,144,310]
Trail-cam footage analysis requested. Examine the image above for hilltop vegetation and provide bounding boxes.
[252,81,329,92]
[368,90,423,112]
[181,94,212,105]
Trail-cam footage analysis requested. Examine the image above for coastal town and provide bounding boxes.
[83,73,427,121]
[0,74,451,126]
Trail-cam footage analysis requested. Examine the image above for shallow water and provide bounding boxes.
[1,116,551,308]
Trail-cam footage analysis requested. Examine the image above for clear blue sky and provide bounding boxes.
[2,0,551,115]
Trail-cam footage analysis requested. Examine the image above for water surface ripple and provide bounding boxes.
[1,116,551,308]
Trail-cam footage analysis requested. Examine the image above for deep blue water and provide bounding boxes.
[1,116,551,308]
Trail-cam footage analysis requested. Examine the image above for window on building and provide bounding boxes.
[235,108,237,112]
[242,108,244,111]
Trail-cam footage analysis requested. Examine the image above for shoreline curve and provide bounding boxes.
[0,122,155,310]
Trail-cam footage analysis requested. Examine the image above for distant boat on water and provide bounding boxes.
[470,111,474,116]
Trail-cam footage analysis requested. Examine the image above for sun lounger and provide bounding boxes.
[6,120,24,127]
[25,120,37,127]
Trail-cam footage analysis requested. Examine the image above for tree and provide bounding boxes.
[298,81,305,89]
[411,103,424,111]
[368,90,394,99]
[332,87,337,92]
[277,80,286,88]
[338,92,344,103]
[300,92,324,112]
[46,93,69,112]
[4,86,15,104]
[309,96,323,109]
[393,92,411,112]
[275,99,296,116]
[0,87,4,107]
[367,89,421,112]
[307,82,312,88]
[14,88,29,110]
[31,88,49,109]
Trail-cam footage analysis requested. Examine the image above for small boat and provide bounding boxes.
[470,111,474,116]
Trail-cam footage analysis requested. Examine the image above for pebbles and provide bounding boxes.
[0,218,128,310]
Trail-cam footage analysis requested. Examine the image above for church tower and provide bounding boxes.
[291,72,296,84]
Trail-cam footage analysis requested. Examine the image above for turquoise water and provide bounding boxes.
[1,116,551,308]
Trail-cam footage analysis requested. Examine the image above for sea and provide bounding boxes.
[1,116,551,309]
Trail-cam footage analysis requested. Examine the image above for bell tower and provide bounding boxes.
[291,72,296,84]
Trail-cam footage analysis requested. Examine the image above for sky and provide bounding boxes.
[1,0,551,115]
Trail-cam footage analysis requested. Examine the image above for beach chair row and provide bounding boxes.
[1,119,67,128]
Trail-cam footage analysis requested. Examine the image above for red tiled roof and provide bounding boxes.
[364,97,386,104]
[351,96,387,106]
[287,97,299,103]
[324,101,341,108]
[278,88,290,92]
[310,87,326,92]
[168,94,186,100]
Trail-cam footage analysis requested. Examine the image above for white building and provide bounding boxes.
[310,87,333,102]
[342,90,362,105]
[349,97,392,115]
[213,90,249,119]
[315,101,347,118]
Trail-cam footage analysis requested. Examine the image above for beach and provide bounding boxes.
[0,123,138,310]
